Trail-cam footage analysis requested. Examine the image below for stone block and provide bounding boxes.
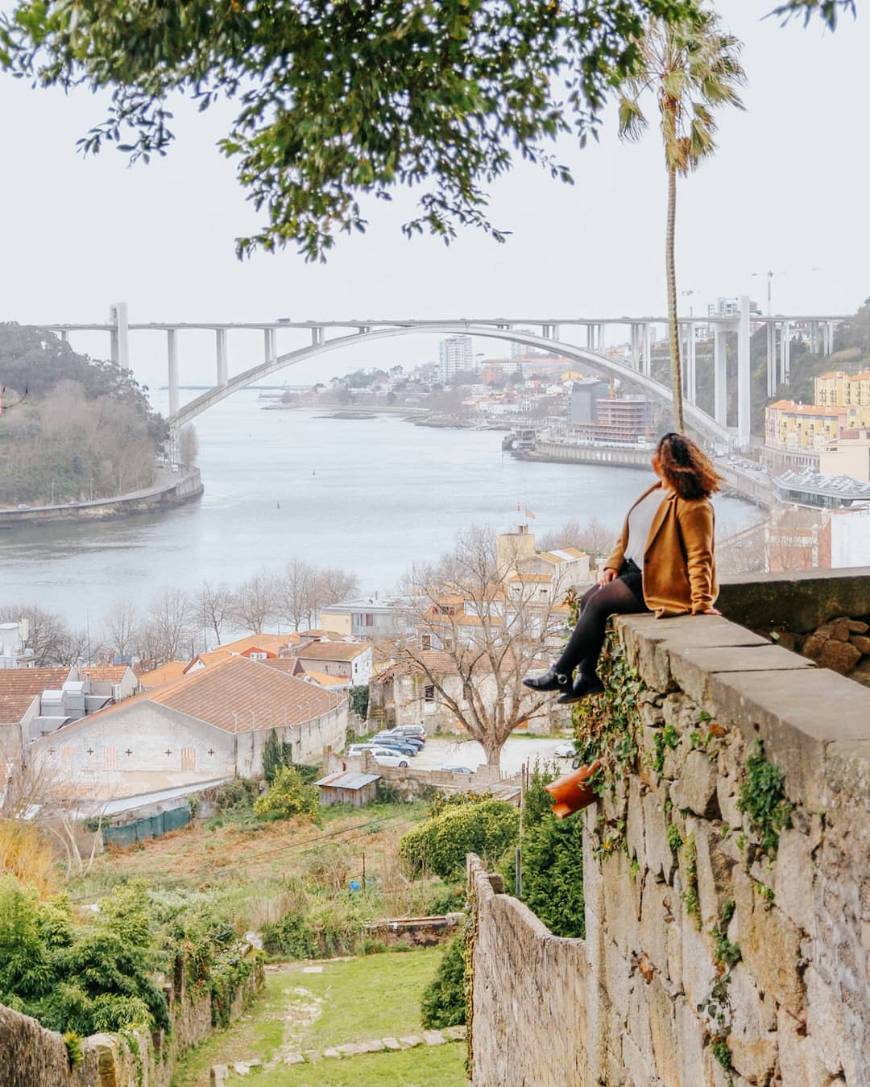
[603,938,633,1014]
[671,749,718,818]
[674,995,707,1087]
[627,775,645,863]
[321,1047,342,1059]
[381,1036,402,1051]
[669,643,814,707]
[774,823,821,933]
[603,851,640,955]
[282,1053,305,1065]
[398,1035,423,1048]
[733,867,804,1017]
[642,785,675,883]
[691,821,735,932]
[679,900,718,1012]
[232,1062,250,1076]
[622,1031,658,1087]
[441,1025,467,1041]
[802,635,862,674]
[805,966,861,1084]
[776,1007,830,1087]
[210,1066,228,1087]
[639,873,671,976]
[423,1029,447,1046]
[647,975,679,1087]
[707,668,870,811]
[728,964,777,1085]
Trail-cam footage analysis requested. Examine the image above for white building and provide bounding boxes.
[32,655,347,800]
[439,335,474,383]
[0,621,32,668]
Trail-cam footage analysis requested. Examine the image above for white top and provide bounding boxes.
[624,487,665,569]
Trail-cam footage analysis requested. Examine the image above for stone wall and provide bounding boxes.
[468,610,869,1087]
[0,950,263,1087]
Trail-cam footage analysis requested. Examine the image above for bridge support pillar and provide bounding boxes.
[109,302,130,371]
[59,329,68,343]
[766,322,776,396]
[311,326,323,346]
[714,329,727,427]
[685,322,697,406]
[263,327,276,365]
[167,329,179,418]
[827,320,836,356]
[737,296,751,449]
[642,324,652,376]
[216,328,228,386]
[781,320,791,384]
[629,324,640,370]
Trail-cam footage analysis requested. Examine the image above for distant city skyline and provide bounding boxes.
[0,1,867,396]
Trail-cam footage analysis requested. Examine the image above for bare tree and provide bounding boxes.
[144,588,193,662]
[276,560,318,631]
[399,526,571,772]
[178,423,199,468]
[0,604,73,665]
[539,517,616,566]
[316,567,360,613]
[194,580,234,646]
[231,572,279,634]
[103,600,140,661]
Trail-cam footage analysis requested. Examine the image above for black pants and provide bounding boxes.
[555,560,649,679]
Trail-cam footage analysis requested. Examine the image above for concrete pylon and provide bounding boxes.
[766,322,776,396]
[263,327,276,364]
[713,329,727,427]
[109,302,130,371]
[167,329,179,418]
[781,320,791,384]
[216,328,228,387]
[737,296,751,449]
[642,324,652,376]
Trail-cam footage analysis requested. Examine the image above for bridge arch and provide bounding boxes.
[170,323,731,445]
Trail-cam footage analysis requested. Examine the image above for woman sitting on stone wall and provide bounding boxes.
[524,432,722,705]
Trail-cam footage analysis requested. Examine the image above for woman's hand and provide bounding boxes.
[598,568,618,588]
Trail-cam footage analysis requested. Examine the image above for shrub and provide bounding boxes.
[262,729,294,784]
[420,934,466,1029]
[254,766,319,822]
[502,811,585,938]
[261,914,317,959]
[399,799,519,880]
[210,778,259,812]
[349,685,369,719]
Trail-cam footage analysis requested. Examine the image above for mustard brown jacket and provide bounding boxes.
[604,483,718,617]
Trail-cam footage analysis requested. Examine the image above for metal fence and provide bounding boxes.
[102,805,190,848]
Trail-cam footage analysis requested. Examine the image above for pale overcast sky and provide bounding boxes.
[1,1,867,390]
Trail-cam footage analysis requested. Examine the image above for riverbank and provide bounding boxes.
[0,467,203,526]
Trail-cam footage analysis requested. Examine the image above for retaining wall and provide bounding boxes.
[469,608,869,1087]
[0,947,262,1087]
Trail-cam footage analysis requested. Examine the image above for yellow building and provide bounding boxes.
[819,429,870,483]
[814,371,870,421]
[765,400,860,451]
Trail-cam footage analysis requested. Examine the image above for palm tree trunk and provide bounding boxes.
[665,165,685,433]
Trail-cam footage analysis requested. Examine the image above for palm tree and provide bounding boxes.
[618,9,745,434]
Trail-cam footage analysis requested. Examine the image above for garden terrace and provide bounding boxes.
[468,572,869,1087]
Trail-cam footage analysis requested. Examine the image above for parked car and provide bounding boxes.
[390,724,427,739]
[376,727,425,746]
[371,740,418,756]
[554,742,577,759]
[374,732,423,752]
[443,765,474,775]
[371,751,410,768]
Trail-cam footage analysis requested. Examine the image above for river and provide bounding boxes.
[0,390,761,627]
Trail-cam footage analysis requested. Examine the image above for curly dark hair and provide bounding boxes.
[655,433,722,500]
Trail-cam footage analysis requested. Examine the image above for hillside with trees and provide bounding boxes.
[0,324,167,506]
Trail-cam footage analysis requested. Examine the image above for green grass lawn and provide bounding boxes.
[173,948,467,1087]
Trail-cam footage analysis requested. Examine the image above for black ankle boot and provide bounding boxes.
[523,666,571,692]
[556,674,604,705]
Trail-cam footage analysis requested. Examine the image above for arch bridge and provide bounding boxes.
[38,302,849,450]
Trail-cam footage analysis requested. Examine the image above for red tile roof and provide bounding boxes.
[0,668,70,724]
[81,656,342,734]
[293,641,371,662]
[81,665,132,682]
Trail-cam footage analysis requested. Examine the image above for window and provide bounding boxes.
[424,684,435,702]
[421,634,432,650]
[249,651,267,661]
[364,613,374,627]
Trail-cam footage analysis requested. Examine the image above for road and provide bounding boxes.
[408,735,570,775]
